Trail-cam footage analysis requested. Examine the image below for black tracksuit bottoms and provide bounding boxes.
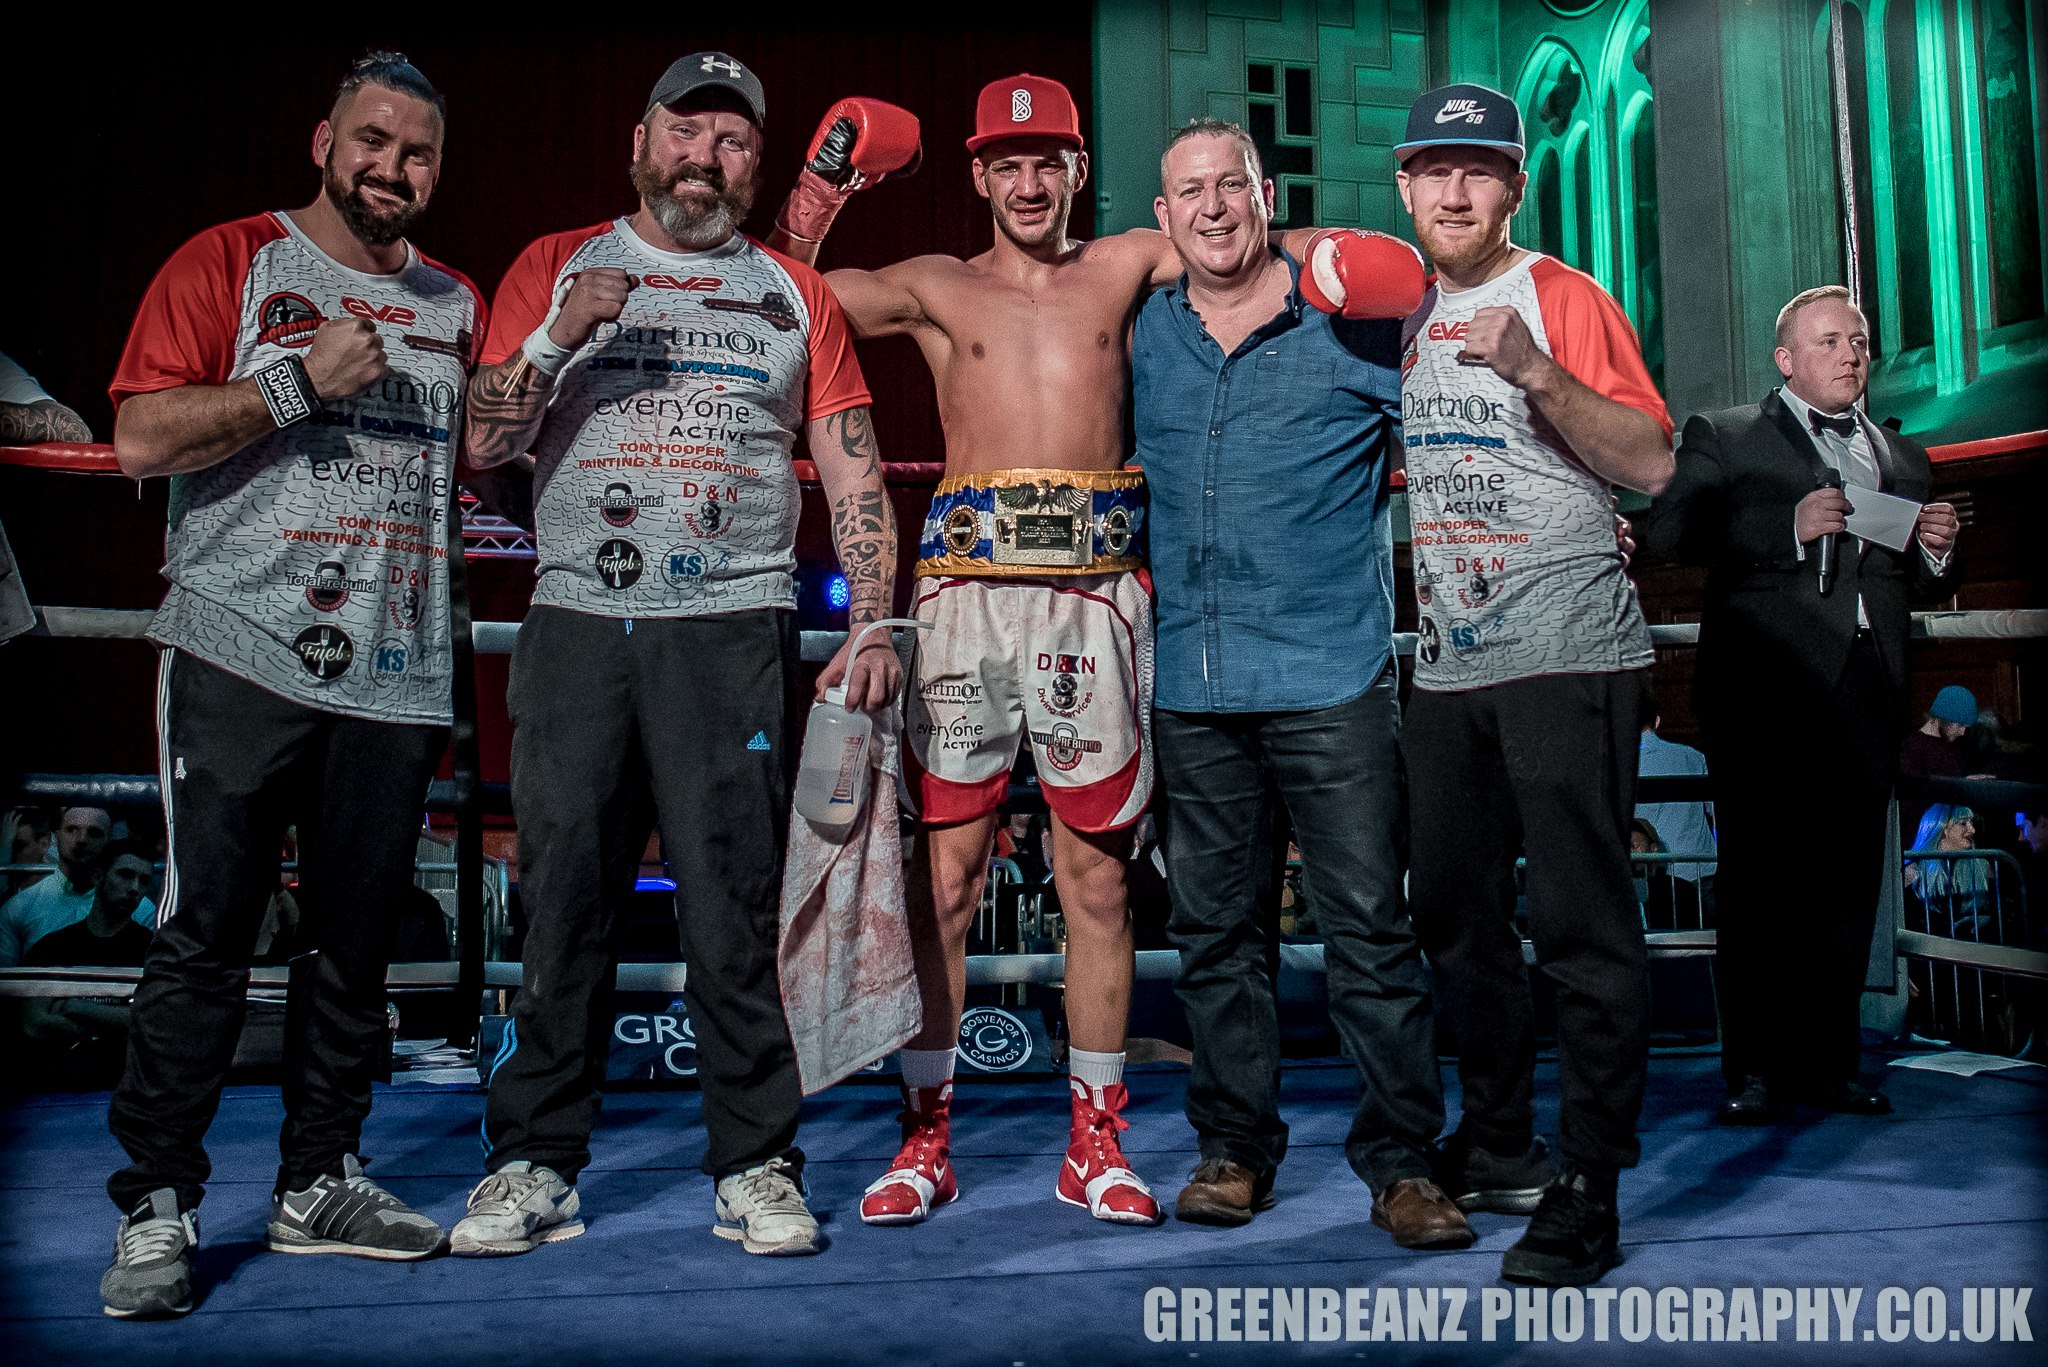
[1403,669,1651,1175]
[108,651,446,1212]
[481,606,804,1184]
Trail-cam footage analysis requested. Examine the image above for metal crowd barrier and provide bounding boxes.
[7,442,2046,1049]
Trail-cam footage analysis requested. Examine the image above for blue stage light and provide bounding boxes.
[826,574,850,609]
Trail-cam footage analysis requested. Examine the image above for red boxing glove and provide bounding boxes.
[1299,229,1427,320]
[775,97,924,244]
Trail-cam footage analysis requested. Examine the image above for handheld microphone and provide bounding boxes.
[1815,468,1843,597]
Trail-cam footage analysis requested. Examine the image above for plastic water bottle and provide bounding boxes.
[793,617,930,829]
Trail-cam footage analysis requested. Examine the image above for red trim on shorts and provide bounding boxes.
[912,769,1011,826]
[1041,750,1144,833]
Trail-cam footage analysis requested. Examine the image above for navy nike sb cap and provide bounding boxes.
[1396,83,1524,167]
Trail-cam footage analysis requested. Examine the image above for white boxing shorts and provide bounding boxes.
[901,572,1153,833]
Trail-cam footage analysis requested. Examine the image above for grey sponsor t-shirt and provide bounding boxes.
[111,212,482,723]
[1401,253,1670,690]
[483,220,870,617]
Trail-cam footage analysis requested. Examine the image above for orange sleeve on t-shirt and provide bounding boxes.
[480,223,614,367]
[1529,256,1674,443]
[109,214,286,409]
[760,241,872,421]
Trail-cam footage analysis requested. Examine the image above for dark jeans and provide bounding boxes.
[1706,635,1896,1091]
[1158,669,1443,1190]
[483,606,803,1183]
[109,651,446,1212]
[1404,669,1650,1175]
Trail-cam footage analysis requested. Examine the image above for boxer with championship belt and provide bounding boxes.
[769,74,1398,1231]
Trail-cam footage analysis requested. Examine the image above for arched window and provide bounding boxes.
[1980,0,2043,326]
[1829,1,1885,355]
[1531,146,1565,260]
[1601,0,1660,383]
[1627,101,1663,387]
[1883,0,1936,350]
[1515,42,1596,277]
[1565,125,1594,274]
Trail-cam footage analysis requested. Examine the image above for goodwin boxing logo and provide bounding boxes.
[292,624,355,680]
[257,293,323,348]
[596,539,644,590]
[958,1006,1031,1072]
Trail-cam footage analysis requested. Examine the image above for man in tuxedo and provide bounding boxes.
[1642,285,1959,1123]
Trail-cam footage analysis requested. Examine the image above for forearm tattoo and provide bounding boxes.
[831,485,895,625]
[0,400,93,445]
[463,360,552,468]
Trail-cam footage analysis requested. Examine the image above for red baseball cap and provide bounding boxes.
[967,73,1084,153]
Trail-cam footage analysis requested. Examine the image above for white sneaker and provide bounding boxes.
[449,1161,584,1257]
[713,1156,819,1256]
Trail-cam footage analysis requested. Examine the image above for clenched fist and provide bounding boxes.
[1456,305,1549,390]
[303,317,389,400]
[1794,485,1854,543]
[548,268,636,350]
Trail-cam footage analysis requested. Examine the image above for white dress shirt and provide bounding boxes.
[1778,386,1948,626]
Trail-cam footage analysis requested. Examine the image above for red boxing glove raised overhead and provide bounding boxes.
[775,97,924,244]
[1299,229,1427,320]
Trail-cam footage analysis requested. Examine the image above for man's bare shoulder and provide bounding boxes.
[875,253,979,285]
[1079,227,1178,281]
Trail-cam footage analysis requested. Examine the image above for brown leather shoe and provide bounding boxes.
[1371,1177,1476,1249]
[1173,1159,1275,1226]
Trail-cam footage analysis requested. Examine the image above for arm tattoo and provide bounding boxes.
[0,400,93,445]
[463,360,553,469]
[831,487,896,624]
[826,405,880,478]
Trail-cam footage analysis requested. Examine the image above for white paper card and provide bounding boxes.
[1890,1050,2043,1077]
[1843,486,1921,552]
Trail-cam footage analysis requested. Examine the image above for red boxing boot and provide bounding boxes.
[859,1084,958,1225]
[1057,1080,1163,1226]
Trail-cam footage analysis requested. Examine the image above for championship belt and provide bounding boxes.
[916,468,1146,578]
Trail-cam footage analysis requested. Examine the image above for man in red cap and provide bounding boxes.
[768,74,1416,1231]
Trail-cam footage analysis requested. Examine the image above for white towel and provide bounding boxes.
[777,696,922,1094]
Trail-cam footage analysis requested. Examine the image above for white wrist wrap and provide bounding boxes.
[520,327,574,377]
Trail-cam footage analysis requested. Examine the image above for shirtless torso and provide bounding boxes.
[819,233,1171,474]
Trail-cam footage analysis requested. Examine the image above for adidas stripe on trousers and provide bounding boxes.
[482,605,805,1183]
[109,650,447,1212]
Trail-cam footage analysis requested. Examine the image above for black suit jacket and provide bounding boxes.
[1640,390,1958,733]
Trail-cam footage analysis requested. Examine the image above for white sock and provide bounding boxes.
[899,1047,956,1094]
[1068,1047,1126,1095]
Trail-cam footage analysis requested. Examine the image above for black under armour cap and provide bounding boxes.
[648,52,765,127]
[1395,83,1523,167]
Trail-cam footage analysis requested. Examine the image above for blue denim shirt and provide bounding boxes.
[1132,251,1403,713]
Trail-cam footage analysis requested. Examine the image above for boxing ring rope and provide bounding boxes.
[25,603,2048,656]
[6,442,2046,1013]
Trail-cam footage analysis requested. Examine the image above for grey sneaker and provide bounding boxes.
[267,1154,445,1259]
[101,1189,197,1319]
[450,1161,585,1256]
[713,1156,819,1256]
[1436,1135,1553,1215]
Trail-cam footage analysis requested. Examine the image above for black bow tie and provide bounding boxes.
[1809,410,1859,440]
